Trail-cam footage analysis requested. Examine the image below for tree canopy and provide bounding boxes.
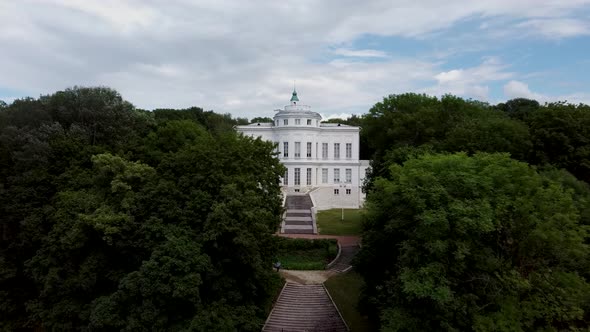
[357,153,590,331]
[3,86,590,331]
[360,93,590,187]
[0,87,284,331]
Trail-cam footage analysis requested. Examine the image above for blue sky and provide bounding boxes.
[1,0,589,119]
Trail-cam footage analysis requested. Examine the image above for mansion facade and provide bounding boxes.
[236,90,369,210]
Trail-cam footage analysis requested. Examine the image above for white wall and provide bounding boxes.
[236,114,368,210]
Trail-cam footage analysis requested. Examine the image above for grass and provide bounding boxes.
[263,274,285,317]
[276,238,338,270]
[277,249,329,270]
[324,271,374,332]
[316,209,364,235]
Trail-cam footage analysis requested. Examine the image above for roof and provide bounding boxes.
[237,122,273,128]
[320,123,353,127]
[290,89,299,102]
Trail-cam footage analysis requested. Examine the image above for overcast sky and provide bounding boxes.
[1,0,589,119]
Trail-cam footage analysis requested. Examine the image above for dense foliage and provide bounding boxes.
[355,94,590,330]
[0,87,284,331]
[360,93,590,186]
[357,153,590,331]
[3,87,590,331]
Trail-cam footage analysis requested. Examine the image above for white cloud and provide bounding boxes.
[504,80,541,99]
[0,0,589,118]
[517,18,590,38]
[332,48,388,58]
[503,80,590,104]
[425,57,513,101]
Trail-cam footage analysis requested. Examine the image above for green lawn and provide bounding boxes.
[316,209,364,235]
[276,238,338,270]
[324,271,374,332]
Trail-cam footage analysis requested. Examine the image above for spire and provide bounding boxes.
[290,84,299,103]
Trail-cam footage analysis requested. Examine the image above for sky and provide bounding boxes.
[1,0,589,119]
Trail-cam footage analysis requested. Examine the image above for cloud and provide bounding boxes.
[503,80,542,99]
[0,0,589,118]
[424,57,513,101]
[503,80,590,104]
[332,48,388,58]
[516,18,590,38]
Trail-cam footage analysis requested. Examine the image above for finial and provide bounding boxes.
[290,81,299,102]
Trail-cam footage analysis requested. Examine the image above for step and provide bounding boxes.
[283,220,312,226]
[285,209,311,214]
[284,217,312,224]
[283,225,314,230]
[263,283,347,332]
[283,229,315,234]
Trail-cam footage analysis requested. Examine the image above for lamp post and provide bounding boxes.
[340,184,346,221]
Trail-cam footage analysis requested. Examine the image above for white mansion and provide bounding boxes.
[236,90,369,210]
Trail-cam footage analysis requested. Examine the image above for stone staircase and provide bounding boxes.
[283,195,316,234]
[262,283,348,332]
[327,246,359,273]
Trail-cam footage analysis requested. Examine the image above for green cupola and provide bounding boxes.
[290,89,299,102]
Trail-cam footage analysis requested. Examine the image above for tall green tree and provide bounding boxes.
[525,102,590,183]
[0,87,285,331]
[362,93,533,182]
[357,153,590,331]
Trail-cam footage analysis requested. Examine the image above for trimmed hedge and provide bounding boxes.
[275,238,338,270]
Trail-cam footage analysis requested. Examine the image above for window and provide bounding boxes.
[294,142,301,158]
[306,168,312,185]
[295,119,301,125]
[345,168,352,183]
[334,168,340,183]
[346,189,351,195]
[274,141,279,154]
[346,143,352,159]
[322,168,328,183]
[334,189,339,195]
[275,120,278,126]
[284,169,288,186]
[295,189,300,192]
[307,119,312,125]
[306,142,312,158]
[283,142,288,158]
[322,143,328,159]
[284,119,288,125]
[334,143,340,159]
[294,168,301,186]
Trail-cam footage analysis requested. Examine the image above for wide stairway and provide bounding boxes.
[262,283,348,332]
[283,194,315,234]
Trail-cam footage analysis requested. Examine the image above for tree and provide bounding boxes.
[496,98,540,121]
[525,102,590,183]
[361,93,536,184]
[0,87,285,331]
[250,116,273,123]
[357,153,590,331]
